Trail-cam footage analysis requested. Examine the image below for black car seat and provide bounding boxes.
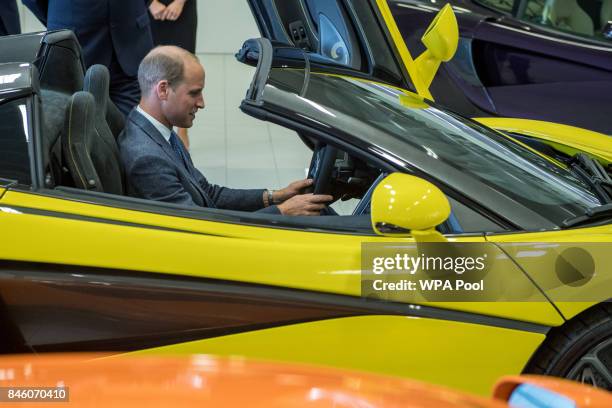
[40,90,73,188]
[106,99,125,140]
[82,64,125,186]
[62,91,124,194]
[83,65,126,139]
[544,0,594,36]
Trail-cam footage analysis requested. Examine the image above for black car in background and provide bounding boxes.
[390,0,612,135]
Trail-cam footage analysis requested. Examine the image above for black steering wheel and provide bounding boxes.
[307,144,339,195]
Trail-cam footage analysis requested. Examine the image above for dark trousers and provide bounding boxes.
[108,51,140,117]
[0,0,20,36]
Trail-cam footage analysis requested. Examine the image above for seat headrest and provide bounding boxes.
[83,64,109,122]
[83,64,125,139]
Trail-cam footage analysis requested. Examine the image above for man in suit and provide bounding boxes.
[23,0,153,116]
[0,0,21,36]
[118,46,333,215]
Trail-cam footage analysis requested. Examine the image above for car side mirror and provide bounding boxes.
[370,173,450,241]
[414,3,459,89]
[603,21,612,39]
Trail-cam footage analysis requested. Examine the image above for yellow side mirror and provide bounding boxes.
[374,0,459,99]
[371,173,450,241]
[414,3,459,89]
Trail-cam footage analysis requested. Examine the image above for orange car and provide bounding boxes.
[0,354,609,407]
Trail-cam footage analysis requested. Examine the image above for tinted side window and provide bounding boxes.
[519,0,612,43]
[0,98,31,185]
[473,0,515,13]
[304,0,362,69]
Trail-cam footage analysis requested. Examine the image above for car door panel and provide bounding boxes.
[0,189,562,325]
[486,226,612,320]
[0,261,378,352]
[130,315,546,396]
[485,80,612,131]
[470,19,612,133]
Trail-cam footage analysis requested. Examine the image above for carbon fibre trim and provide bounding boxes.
[0,260,549,354]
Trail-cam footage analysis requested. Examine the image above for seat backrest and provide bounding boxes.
[544,0,594,35]
[82,65,125,194]
[62,91,124,194]
[83,64,126,139]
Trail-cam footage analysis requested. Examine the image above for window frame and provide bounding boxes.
[0,94,39,188]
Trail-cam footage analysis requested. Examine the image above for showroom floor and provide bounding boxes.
[189,53,312,191]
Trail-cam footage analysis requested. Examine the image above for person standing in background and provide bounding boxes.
[0,0,21,36]
[23,0,154,116]
[148,0,197,149]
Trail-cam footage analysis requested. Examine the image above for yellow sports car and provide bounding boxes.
[0,0,611,397]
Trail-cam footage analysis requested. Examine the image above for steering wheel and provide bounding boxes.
[306,144,339,195]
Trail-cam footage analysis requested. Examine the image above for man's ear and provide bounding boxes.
[155,80,170,101]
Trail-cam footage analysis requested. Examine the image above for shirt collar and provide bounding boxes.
[136,105,172,142]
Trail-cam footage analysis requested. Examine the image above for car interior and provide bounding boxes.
[14,31,380,235]
[250,0,363,70]
[9,28,507,237]
[479,0,612,39]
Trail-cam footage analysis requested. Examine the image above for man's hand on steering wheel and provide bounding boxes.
[277,193,333,216]
[273,179,314,203]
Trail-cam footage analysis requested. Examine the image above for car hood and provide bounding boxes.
[474,117,612,165]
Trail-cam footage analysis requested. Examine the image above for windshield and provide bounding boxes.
[271,70,602,225]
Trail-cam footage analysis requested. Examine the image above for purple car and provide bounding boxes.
[391,0,612,135]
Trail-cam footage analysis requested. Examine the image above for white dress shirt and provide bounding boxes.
[136,105,172,143]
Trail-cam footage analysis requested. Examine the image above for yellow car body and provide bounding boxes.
[0,0,611,398]
[475,117,612,166]
[1,181,611,394]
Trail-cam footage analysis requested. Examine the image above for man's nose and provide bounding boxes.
[197,95,205,109]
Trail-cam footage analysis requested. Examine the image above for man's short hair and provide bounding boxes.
[138,46,198,96]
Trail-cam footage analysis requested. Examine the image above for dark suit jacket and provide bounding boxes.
[0,0,20,36]
[118,109,279,213]
[23,0,153,76]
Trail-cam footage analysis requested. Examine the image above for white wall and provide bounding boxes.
[18,2,45,33]
[18,0,260,54]
[196,0,260,54]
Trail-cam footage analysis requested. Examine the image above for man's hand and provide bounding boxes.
[148,0,166,20]
[273,179,313,203]
[162,0,186,21]
[277,194,333,216]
